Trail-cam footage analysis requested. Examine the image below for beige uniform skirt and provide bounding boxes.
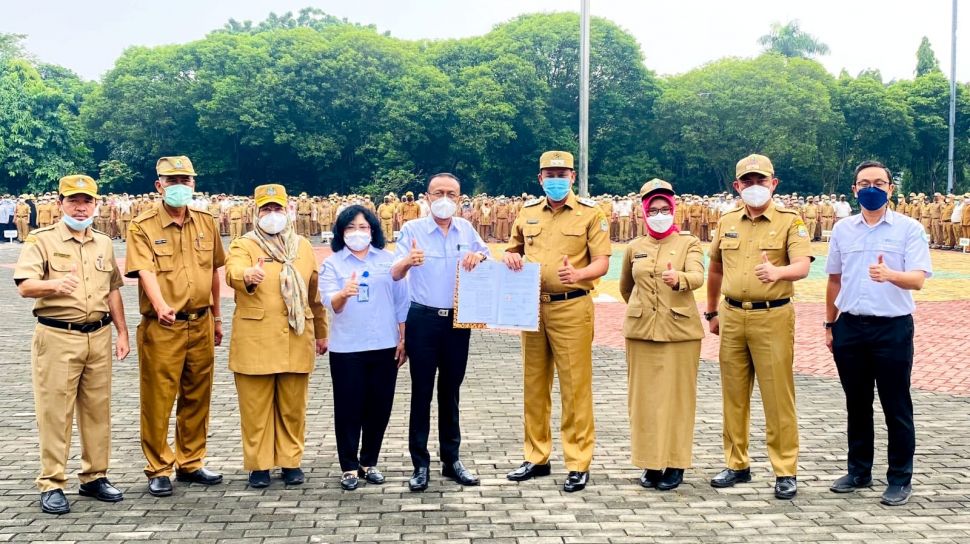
[626,338,701,469]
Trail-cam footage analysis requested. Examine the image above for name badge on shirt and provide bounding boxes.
[724,232,739,238]
[154,239,167,245]
[53,252,71,259]
[633,253,649,259]
[526,219,540,224]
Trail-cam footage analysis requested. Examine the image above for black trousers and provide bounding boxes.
[329,348,398,472]
[832,313,915,485]
[405,303,471,468]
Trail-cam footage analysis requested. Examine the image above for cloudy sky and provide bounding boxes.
[2,0,965,83]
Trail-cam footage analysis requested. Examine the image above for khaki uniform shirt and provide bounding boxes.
[125,203,226,316]
[14,222,123,321]
[709,202,813,302]
[378,203,395,220]
[619,233,705,342]
[400,202,420,221]
[507,192,612,294]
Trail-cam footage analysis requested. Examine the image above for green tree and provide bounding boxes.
[915,36,941,76]
[758,21,830,58]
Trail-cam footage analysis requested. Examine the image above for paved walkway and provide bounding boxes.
[0,239,968,543]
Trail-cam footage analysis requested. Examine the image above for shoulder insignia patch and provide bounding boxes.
[523,198,542,207]
[578,197,597,207]
[600,218,609,232]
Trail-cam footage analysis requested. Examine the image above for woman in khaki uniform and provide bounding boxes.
[619,179,705,491]
[225,184,329,488]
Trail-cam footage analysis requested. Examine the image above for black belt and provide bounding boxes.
[540,289,589,303]
[38,315,111,333]
[725,297,790,310]
[410,301,452,318]
[175,308,209,321]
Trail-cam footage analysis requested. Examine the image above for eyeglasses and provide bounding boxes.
[646,207,672,216]
[856,180,890,189]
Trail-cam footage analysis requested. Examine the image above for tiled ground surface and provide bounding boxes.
[0,238,967,543]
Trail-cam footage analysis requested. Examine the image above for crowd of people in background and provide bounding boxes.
[1,187,969,249]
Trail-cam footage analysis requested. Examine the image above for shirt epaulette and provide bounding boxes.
[132,207,159,223]
[578,198,597,207]
[29,225,57,236]
[524,198,543,207]
[777,207,799,215]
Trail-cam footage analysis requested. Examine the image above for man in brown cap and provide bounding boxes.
[125,156,226,497]
[14,175,129,514]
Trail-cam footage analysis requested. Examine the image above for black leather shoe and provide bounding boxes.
[639,469,662,488]
[409,467,429,491]
[442,460,480,486]
[506,461,552,481]
[78,478,123,502]
[358,467,384,485]
[829,473,872,493]
[340,471,359,491]
[248,470,271,488]
[40,489,70,515]
[657,468,685,491]
[282,467,304,486]
[147,476,173,497]
[880,484,912,506]
[710,467,751,488]
[563,471,589,492]
[775,476,797,499]
[175,467,223,485]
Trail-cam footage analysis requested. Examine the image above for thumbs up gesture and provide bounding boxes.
[55,263,81,295]
[244,256,266,286]
[868,253,893,283]
[557,255,582,285]
[754,250,780,284]
[661,261,680,290]
[341,271,360,298]
[407,239,425,267]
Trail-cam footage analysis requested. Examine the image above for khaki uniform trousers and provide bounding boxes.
[521,296,595,472]
[137,316,215,478]
[821,217,834,233]
[494,219,510,242]
[805,219,818,240]
[955,223,966,245]
[627,338,700,470]
[229,219,243,240]
[297,215,311,237]
[380,220,393,242]
[234,373,310,470]
[32,324,112,491]
[688,218,701,238]
[718,300,798,476]
[15,217,30,241]
[619,217,631,241]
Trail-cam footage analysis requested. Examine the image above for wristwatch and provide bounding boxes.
[703,311,718,321]
[823,321,834,329]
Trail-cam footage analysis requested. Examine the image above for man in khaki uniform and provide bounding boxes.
[493,198,511,242]
[706,154,813,500]
[229,200,244,239]
[819,196,835,234]
[962,193,970,240]
[504,150,611,493]
[399,191,420,226]
[802,197,819,241]
[296,193,312,236]
[377,196,396,241]
[15,198,31,241]
[941,195,955,249]
[14,175,130,514]
[36,198,53,228]
[318,198,334,235]
[125,155,226,497]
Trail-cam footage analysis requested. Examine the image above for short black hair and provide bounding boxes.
[427,172,461,189]
[854,160,895,184]
[331,205,385,252]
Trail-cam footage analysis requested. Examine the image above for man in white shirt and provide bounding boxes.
[834,195,852,223]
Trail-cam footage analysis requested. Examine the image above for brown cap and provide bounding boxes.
[254,184,287,208]
[735,154,774,178]
[156,156,196,176]
[638,178,674,199]
[539,151,574,170]
[58,175,98,198]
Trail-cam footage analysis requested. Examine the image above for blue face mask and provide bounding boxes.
[62,215,93,232]
[857,187,888,211]
[542,177,571,202]
[163,184,193,208]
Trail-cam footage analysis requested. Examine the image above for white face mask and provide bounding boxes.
[741,185,772,208]
[646,212,674,233]
[258,211,287,235]
[430,196,458,219]
[344,230,371,252]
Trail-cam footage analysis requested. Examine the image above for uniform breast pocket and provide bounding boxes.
[561,225,587,255]
[758,238,786,263]
[48,258,73,279]
[523,225,543,249]
[195,239,214,268]
[94,259,114,292]
[152,244,175,272]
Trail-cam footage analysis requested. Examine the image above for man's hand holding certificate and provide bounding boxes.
[455,260,540,331]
